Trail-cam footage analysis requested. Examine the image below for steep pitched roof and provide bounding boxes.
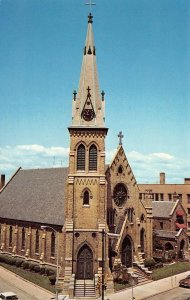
[0,167,68,226]
[152,201,177,218]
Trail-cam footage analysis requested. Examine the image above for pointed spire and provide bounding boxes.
[71,14,105,128]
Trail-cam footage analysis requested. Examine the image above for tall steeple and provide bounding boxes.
[71,13,105,128]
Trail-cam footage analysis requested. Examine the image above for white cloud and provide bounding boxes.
[0,145,189,184]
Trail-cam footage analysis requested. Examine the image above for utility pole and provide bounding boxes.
[102,229,105,300]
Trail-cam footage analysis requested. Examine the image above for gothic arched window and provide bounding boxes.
[22,227,25,250]
[9,226,13,247]
[51,232,56,257]
[83,190,90,205]
[77,144,85,171]
[89,144,97,171]
[35,230,39,253]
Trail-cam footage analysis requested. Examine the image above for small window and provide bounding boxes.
[77,144,85,170]
[168,193,172,201]
[51,232,56,257]
[155,193,159,201]
[160,193,164,201]
[35,230,39,253]
[160,222,163,229]
[187,194,190,203]
[118,165,123,174]
[83,190,90,205]
[89,144,97,171]
[9,226,13,247]
[188,208,190,215]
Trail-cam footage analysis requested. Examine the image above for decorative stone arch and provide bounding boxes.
[121,235,133,267]
[165,242,174,251]
[80,188,93,205]
[76,243,93,279]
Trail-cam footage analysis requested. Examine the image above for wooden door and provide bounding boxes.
[77,245,93,279]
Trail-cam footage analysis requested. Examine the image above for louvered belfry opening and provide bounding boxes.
[77,144,86,170]
[89,144,97,171]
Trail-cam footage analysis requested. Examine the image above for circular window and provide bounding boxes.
[113,184,127,207]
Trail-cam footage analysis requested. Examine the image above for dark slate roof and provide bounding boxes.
[0,167,68,226]
[152,201,176,218]
[154,230,178,239]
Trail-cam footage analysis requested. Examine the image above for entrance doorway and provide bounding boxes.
[121,236,133,267]
[77,244,93,279]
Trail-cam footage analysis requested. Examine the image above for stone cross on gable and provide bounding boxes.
[85,0,96,13]
[118,131,124,145]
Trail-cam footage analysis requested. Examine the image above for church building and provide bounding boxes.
[0,12,187,298]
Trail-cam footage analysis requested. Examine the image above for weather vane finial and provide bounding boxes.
[85,0,96,13]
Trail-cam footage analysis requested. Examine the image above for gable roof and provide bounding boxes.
[152,201,178,218]
[0,167,68,226]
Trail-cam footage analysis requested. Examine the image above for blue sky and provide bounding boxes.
[0,0,189,183]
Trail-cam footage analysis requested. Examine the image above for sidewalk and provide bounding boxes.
[108,271,190,300]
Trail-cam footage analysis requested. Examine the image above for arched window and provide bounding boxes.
[118,165,123,174]
[77,144,85,170]
[83,190,90,205]
[89,145,97,171]
[51,232,56,257]
[22,227,25,250]
[35,230,39,253]
[9,226,13,247]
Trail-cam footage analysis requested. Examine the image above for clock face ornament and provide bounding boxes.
[81,86,95,122]
[113,184,127,207]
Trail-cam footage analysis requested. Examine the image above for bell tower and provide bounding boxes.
[63,13,110,297]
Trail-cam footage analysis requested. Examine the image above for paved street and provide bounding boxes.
[144,287,190,300]
[0,266,54,300]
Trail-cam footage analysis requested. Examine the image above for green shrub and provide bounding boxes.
[22,261,30,269]
[2,255,16,265]
[49,274,56,285]
[144,257,156,269]
[40,267,45,275]
[15,259,23,267]
[34,265,41,273]
[29,263,37,271]
[45,267,55,276]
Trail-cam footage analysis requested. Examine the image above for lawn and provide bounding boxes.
[0,262,55,293]
[152,261,190,281]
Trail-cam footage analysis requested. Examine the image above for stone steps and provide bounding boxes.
[74,279,96,298]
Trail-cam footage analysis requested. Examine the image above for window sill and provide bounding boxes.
[35,252,39,256]
[51,256,55,260]
[83,205,90,208]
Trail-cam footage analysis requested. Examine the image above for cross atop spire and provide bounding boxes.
[118,131,124,145]
[85,0,96,13]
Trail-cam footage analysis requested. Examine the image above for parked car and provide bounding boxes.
[0,292,19,300]
[179,275,190,288]
[50,296,68,300]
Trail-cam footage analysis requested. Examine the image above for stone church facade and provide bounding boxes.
[0,13,188,298]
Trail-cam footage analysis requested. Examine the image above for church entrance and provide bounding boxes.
[77,245,93,279]
[121,236,133,267]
